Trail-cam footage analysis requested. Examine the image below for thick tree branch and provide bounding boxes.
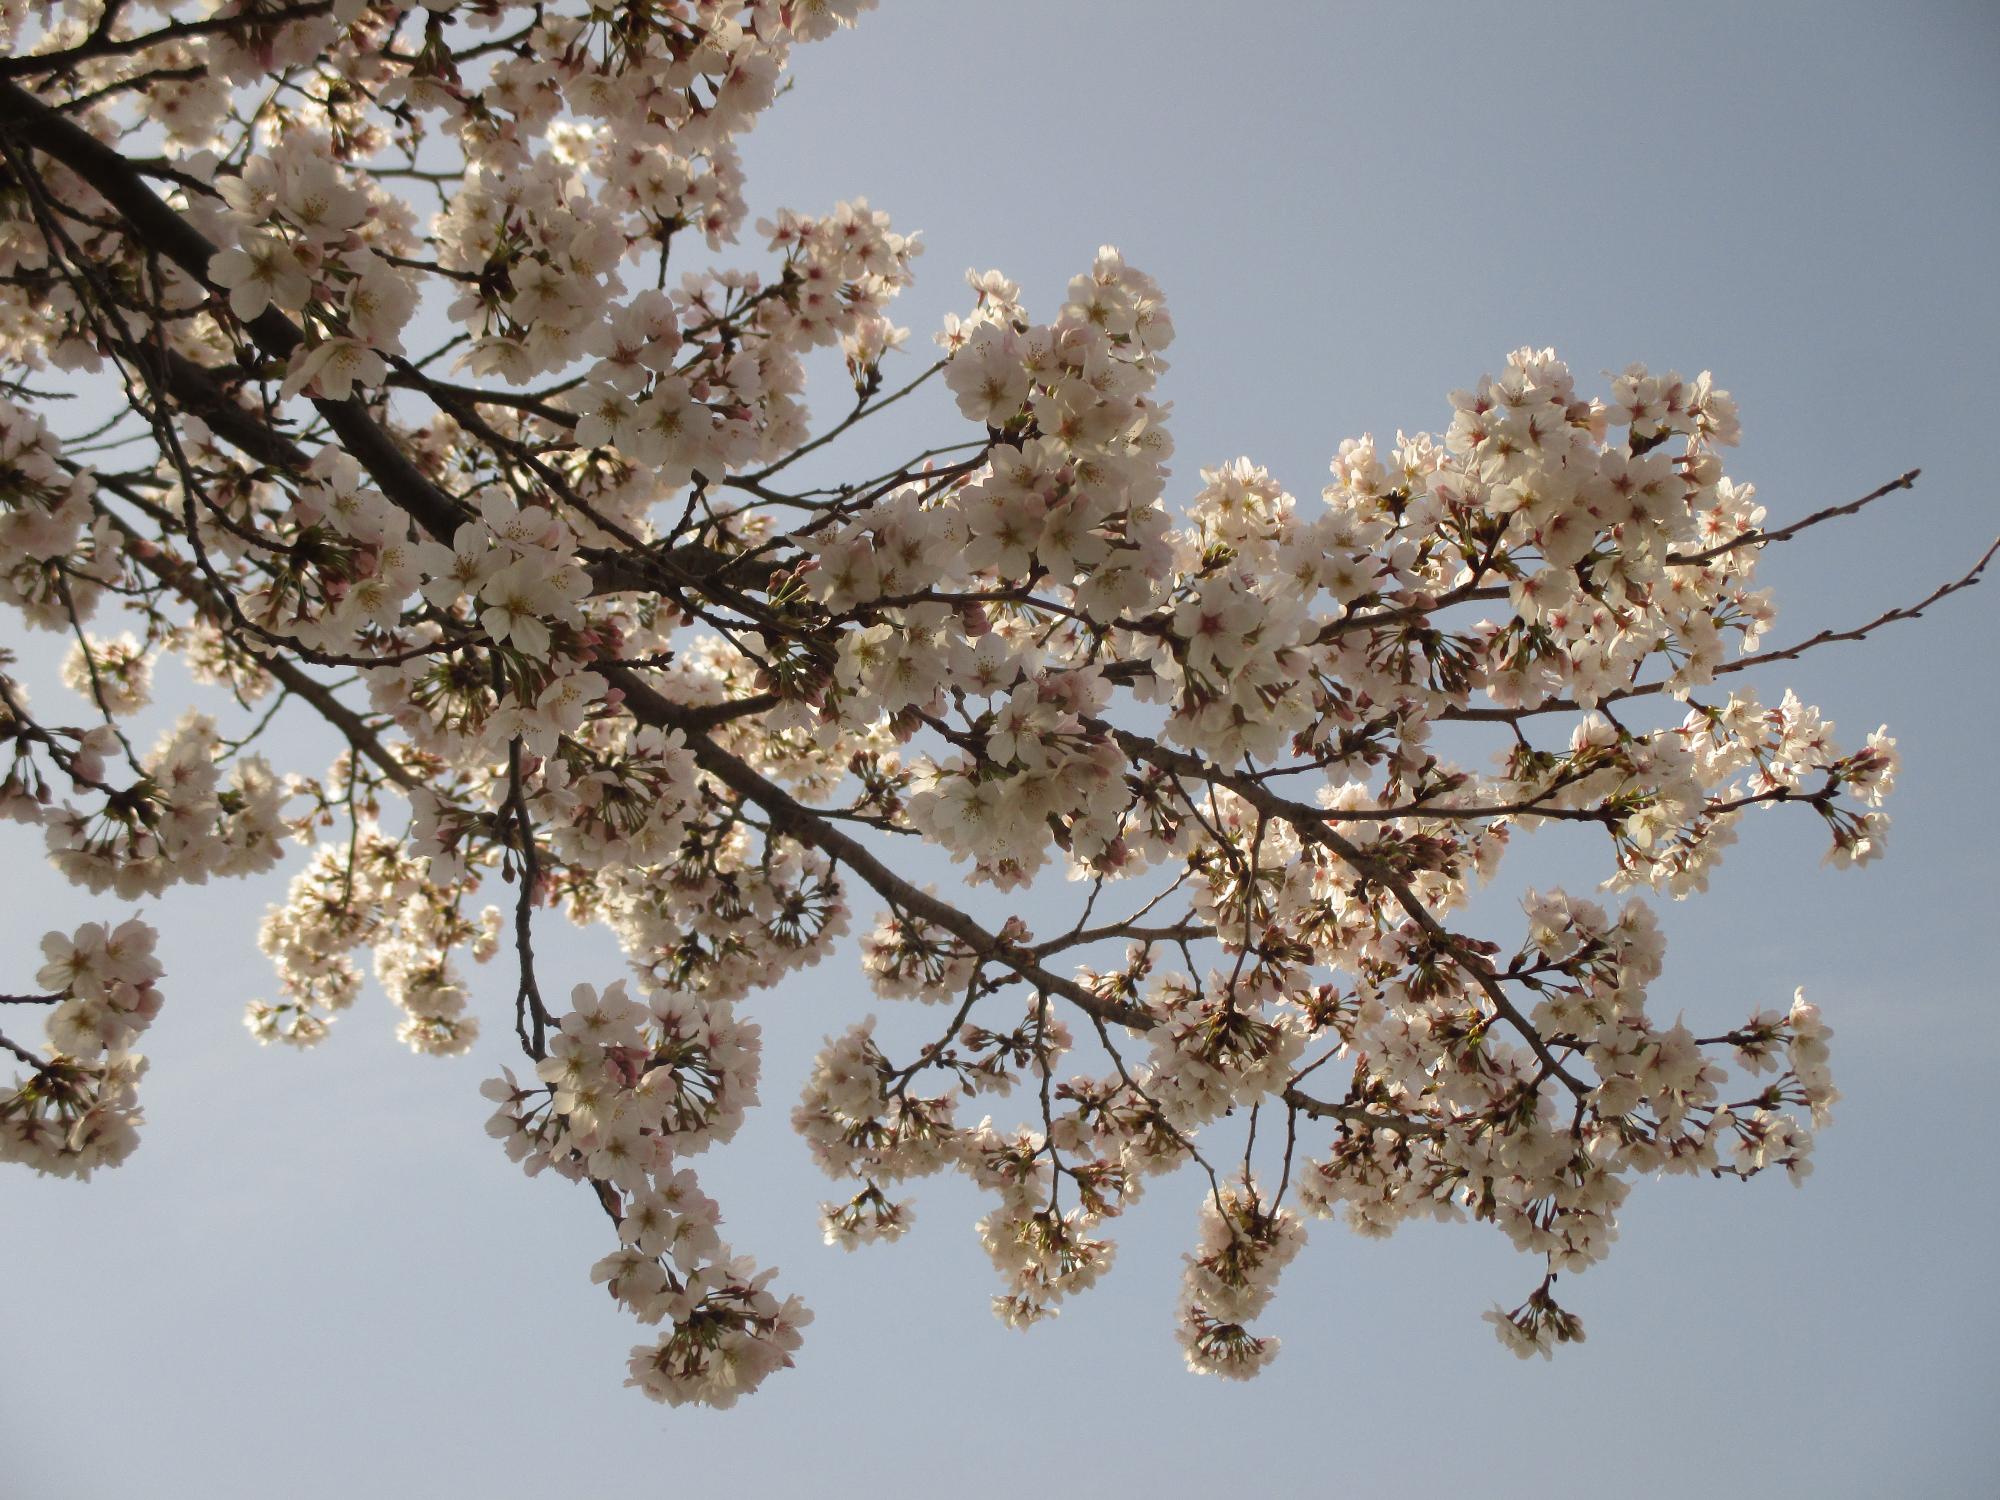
[0,4,336,79]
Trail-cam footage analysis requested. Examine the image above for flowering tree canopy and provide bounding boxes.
[2,0,1991,1408]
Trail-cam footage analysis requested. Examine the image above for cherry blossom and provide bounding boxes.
[0,0,1992,1412]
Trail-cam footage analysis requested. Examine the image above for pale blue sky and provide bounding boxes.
[6,4,1997,1496]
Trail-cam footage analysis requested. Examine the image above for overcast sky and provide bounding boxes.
[6,4,1998,1496]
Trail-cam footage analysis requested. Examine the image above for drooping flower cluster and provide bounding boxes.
[0,398,121,628]
[1178,1188,1305,1379]
[248,823,495,1055]
[0,916,163,1178]
[481,980,796,1406]
[0,0,1978,1409]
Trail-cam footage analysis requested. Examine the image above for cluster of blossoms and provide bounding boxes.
[0,917,163,1177]
[1,0,1979,1409]
[248,820,498,1054]
[60,632,151,715]
[793,1016,956,1252]
[1178,1189,1305,1378]
[481,980,800,1406]
[37,710,291,899]
[0,398,120,627]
